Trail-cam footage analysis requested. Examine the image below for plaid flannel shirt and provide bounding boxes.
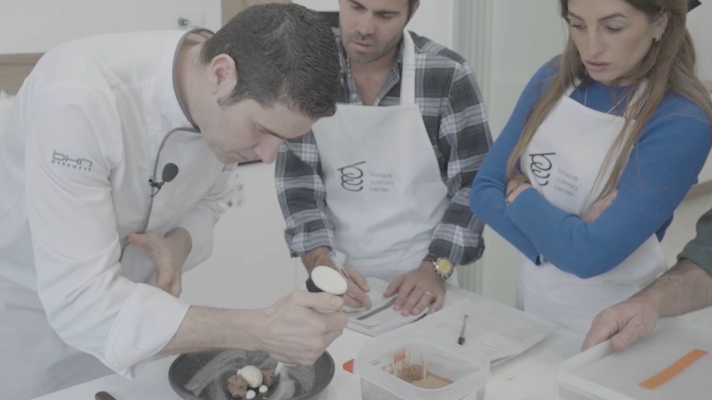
[275,31,492,265]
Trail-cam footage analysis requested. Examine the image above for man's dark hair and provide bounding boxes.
[408,0,419,15]
[201,3,341,119]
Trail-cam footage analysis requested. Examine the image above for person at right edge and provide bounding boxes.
[583,207,712,351]
[469,0,712,334]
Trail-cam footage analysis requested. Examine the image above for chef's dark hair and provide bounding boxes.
[201,3,340,119]
[407,0,419,14]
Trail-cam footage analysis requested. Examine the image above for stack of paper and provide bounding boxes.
[345,277,427,336]
[369,297,559,365]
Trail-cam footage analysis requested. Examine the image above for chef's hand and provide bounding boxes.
[505,173,532,203]
[129,228,192,298]
[303,247,371,309]
[583,191,618,222]
[258,290,347,365]
[384,261,446,317]
[582,296,659,352]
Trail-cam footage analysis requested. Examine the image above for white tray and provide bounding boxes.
[555,318,712,400]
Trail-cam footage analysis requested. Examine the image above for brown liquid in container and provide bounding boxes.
[390,358,454,390]
[409,373,453,389]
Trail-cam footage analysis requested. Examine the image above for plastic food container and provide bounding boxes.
[555,319,712,400]
[353,335,490,400]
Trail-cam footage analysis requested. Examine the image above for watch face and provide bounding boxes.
[436,258,452,275]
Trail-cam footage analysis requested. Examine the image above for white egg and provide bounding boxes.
[246,389,256,399]
[311,266,348,295]
[237,365,263,388]
[259,385,268,393]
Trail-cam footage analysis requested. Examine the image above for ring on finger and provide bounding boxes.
[424,291,434,297]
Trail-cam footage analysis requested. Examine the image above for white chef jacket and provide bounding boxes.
[0,30,234,398]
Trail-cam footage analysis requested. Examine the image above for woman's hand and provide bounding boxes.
[506,173,532,204]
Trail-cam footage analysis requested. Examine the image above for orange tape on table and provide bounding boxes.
[639,349,708,390]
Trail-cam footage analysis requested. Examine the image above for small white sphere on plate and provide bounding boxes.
[259,385,268,393]
[246,389,256,399]
[237,365,263,388]
[311,266,348,295]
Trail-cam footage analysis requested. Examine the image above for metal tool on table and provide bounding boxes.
[356,298,396,321]
[327,251,354,284]
[328,251,373,310]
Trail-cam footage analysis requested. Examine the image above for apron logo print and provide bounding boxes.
[338,161,366,192]
[529,153,555,186]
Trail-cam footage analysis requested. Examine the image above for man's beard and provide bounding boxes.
[344,31,402,64]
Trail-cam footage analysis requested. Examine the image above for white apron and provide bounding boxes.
[312,31,451,283]
[517,83,667,334]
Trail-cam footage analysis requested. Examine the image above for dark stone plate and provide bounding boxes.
[168,350,335,400]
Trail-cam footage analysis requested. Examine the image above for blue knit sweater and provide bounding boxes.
[470,62,712,279]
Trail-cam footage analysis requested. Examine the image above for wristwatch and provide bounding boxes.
[424,254,454,280]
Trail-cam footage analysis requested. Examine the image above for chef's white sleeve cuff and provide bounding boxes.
[103,283,189,377]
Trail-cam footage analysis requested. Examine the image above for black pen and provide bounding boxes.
[458,314,468,345]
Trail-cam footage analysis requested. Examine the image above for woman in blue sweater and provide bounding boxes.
[470,0,712,334]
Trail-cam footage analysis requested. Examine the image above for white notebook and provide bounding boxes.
[369,297,559,365]
[344,277,427,336]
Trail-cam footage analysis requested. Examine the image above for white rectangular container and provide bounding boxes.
[555,318,712,400]
[354,334,490,400]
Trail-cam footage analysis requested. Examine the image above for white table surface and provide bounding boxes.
[34,288,584,400]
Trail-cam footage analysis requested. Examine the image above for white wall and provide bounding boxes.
[407,0,453,48]
[0,0,221,55]
[181,164,299,310]
[486,1,567,137]
[688,2,712,82]
[293,0,455,48]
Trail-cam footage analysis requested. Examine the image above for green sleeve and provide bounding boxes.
[678,207,712,277]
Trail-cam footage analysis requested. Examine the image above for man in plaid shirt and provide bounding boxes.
[276,0,492,317]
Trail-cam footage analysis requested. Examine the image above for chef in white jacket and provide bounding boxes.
[0,4,346,399]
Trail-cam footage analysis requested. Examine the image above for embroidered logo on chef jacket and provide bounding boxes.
[338,161,366,192]
[51,150,93,172]
[529,152,555,186]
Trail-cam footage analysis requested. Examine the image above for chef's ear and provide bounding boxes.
[207,54,238,96]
